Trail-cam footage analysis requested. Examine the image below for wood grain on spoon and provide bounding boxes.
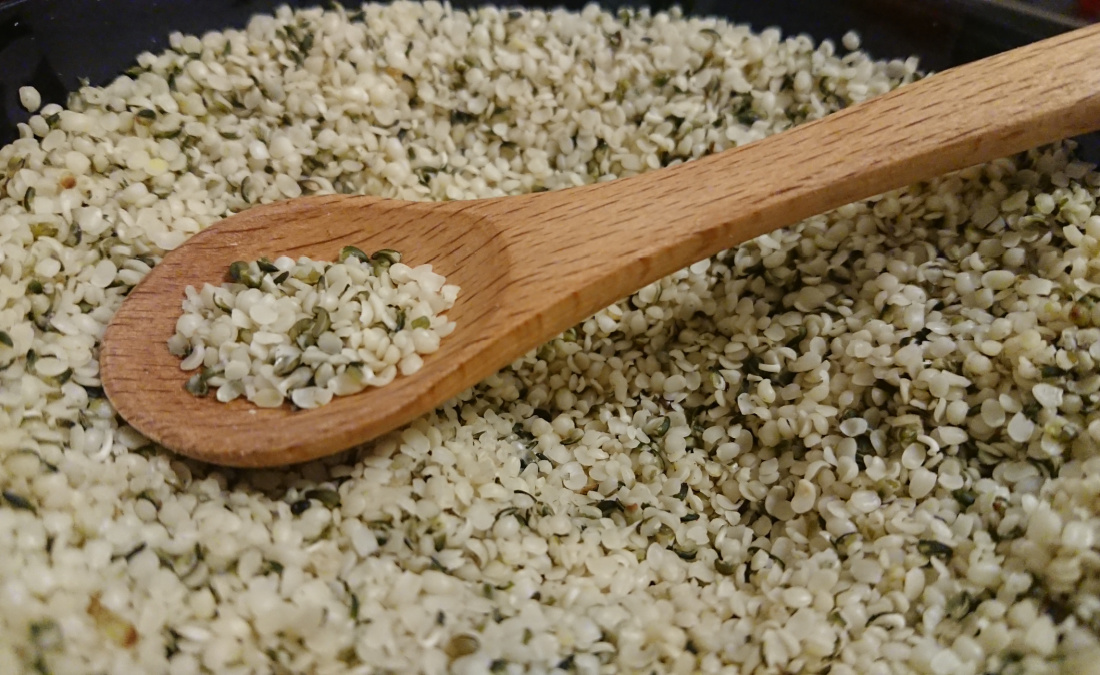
[101,24,1100,467]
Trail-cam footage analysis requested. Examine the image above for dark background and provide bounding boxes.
[0,0,1093,154]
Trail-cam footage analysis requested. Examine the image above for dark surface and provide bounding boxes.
[0,0,1094,156]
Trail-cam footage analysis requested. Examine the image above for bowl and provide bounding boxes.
[2,2,1098,674]
[1,0,1092,148]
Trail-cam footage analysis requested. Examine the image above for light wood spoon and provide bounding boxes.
[101,24,1100,467]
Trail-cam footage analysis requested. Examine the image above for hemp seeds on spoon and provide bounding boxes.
[170,249,458,408]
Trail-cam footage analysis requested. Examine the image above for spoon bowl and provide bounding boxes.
[101,24,1100,466]
[102,195,523,465]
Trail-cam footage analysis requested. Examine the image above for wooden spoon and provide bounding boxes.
[101,24,1100,467]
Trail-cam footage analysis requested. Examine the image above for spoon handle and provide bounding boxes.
[496,23,1100,325]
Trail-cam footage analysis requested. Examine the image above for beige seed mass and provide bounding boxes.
[1,3,1099,674]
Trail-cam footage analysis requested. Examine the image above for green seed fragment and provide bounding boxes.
[371,248,402,265]
[2,490,36,512]
[290,499,311,515]
[714,559,736,575]
[1052,422,1080,442]
[952,488,977,507]
[228,261,249,283]
[394,308,406,331]
[445,634,480,659]
[29,619,62,651]
[370,248,402,275]
[0,331,12,348]
[135,108,157,123]
[648,416,671,438]
[256,257,279,273]
[27,279,44,294]
[671,545,697,561]
[310,307,331,338]
[22,187,35,212]
[184,373,209,397]
[1041,365,1066,378]
[834,532,858,551]
[272,354,300,376]
[303,488,340,508]
[297,267,322,284]
[348,590,360,620]
[597,499,624,516]
[917,539,954,560]
[29,222,56,238]
[339,245,370,263]
[272,271,289,285]
[341,364,366,386]
[240,266,262,288]
[287,318,312,343]
[410,316,431,330]
[946,591,974,620]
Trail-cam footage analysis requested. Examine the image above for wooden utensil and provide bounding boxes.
[100,24,1100,467]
